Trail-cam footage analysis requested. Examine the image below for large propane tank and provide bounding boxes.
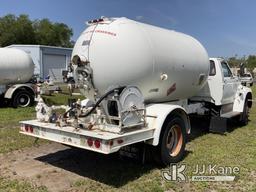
[72,17,210,103]
[0,48,34,85]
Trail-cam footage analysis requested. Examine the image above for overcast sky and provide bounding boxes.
[1,0,255,57]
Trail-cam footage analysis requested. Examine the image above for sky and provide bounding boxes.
[0,0,256,57]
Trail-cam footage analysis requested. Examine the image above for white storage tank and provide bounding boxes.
[72,17,210,103]
[0,48,34,84]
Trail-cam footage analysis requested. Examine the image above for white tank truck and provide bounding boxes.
[20,17,252,165]
[0,48,35,107]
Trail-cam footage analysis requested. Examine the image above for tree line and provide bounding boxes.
[0,13,255,69]
[228,55,256,71]
[0,14,73,47]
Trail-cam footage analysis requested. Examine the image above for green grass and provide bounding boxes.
[0,91,85,154]
[0,107,35,128]
[42,93,84,106]
[0,107,42,154]
[0,178,47,192]
[0,91,84,191]
[0,87,255,191]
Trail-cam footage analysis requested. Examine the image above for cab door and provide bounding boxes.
[221,61,239,104]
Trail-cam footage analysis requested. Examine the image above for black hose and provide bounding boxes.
[79,86,126,118]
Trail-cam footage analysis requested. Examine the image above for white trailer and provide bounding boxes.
[0,48,35,107]
[20,17,252,165]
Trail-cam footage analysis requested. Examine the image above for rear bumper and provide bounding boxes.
[20,120,155,154]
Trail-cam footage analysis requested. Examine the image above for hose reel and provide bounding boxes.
[106,86,145,127]
[119,86,145,126]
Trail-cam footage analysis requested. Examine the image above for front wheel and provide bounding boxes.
[154,116,186,166]
[12,90,34,108]
[239,98,249,125]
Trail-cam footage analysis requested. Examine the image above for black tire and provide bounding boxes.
[239,98,249,126]
[250,83,253,87]
[154,116,186,166]
[0,95,6,107]
[12,90,34,108]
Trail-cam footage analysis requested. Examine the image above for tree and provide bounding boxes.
[246,55,256,70]
[33,19,73,47]
[0,14,73,47]
[16,15,36,44]
[33,19,58,46]
[53,23,73,47]
[0,14,36,47]
[227,56,244,68]
[227,55,256,73]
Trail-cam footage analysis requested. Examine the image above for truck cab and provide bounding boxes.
[208,58,241,105]
[193,58,252,123]
[220,59,241,104]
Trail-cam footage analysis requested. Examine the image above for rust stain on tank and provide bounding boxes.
[167,83,176,96]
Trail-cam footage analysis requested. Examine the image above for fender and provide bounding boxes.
[233,85,252,112]
[4,84,35,99]
[145,103,191,146]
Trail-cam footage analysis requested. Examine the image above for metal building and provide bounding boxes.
[7,45,72,82]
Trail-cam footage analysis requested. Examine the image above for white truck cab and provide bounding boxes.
[193,58,252,121]
[195,58,244,104]
[219,58,241,104]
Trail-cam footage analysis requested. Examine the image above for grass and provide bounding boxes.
[0,178,47,192]
[0,90,84,191]
[0,86,255,191]
[0,90,84,154]
[0,107,43,154]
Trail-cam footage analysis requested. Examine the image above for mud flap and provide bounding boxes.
[119,143,151,164]
[209,117,227,134]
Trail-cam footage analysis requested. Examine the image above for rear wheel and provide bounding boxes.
[12,90,34,108]
[250,83,253,87]
[154,116,186,166]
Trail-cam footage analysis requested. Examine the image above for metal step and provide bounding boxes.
[210,111,241,133]
[221,111,241,118]
[209,117,227,133]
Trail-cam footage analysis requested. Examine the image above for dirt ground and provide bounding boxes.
[0,142,151,192]
[0,143,84,192]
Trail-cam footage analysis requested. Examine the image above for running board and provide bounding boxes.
[220,111,241,118]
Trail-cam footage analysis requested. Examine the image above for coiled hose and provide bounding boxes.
[78,86,126,118]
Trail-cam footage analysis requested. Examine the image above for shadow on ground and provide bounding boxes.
[36,147,155,187]
[35,116,245,187]
[188,116,247,142]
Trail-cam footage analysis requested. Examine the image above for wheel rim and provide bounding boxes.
[166,124,183,157]
[18,94,30,107]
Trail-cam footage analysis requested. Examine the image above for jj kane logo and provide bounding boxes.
[162,164,240,182]
[162,164,187,182]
